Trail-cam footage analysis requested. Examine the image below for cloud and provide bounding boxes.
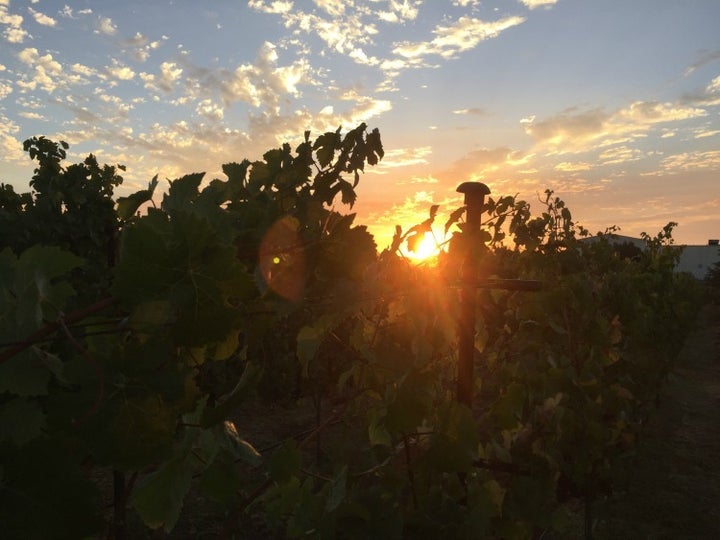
[448,146,517,173]
[598,145,644,165]
[140,61,183,93]
[18,110,45,120]
[519,0,559,9]
[708,75,720,92]
[177,41,316,115]
[250,1,418,70]
[122,32,161,62]
[684,49,720,75]
[1,3,28,43]
[244,94,391,150]
[392,15,525,62]
[0,80,12,99]
[107,60,135,81]
[694,128,720,139]
[57,100,103,125]
[196,98,224,121]
[661,150,720,172]
[315,0,347,17]
[615,101,705,124]
[682,73,720,107]
[404,174,439,185]
[379,146,433,168]
[524,101,707,153]
[0,114,25,164]
[16,47,64,93]
[453,108,486,116]
[71,63,95,77]
[247,0,293,15]
[28,7,56,27]
[376,0,422,23]
[59,5,92,19]
[555,161,592,172]
[97,16,117,35]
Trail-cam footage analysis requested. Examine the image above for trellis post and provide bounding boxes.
[455,182,491,408]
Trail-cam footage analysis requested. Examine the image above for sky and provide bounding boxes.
[1,0,719,250]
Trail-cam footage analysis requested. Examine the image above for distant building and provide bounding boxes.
[676,240,720,280]
[583,235,720,280]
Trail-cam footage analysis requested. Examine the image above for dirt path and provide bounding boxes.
[595,302,720,538]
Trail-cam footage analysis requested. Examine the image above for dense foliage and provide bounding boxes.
[0,126,702,539]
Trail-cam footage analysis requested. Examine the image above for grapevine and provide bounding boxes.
[0,126,702,539]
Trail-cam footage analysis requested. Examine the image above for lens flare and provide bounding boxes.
[258,216,306,301]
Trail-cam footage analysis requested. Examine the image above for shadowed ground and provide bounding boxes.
[594,302,720,539]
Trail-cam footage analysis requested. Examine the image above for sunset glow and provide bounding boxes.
[0,1,718,247]
[405,231,441,262]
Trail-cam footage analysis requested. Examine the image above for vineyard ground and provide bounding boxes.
[582,301,720,539]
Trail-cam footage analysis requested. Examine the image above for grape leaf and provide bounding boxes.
[130,450,194,532]
[0,397,46,446]
[116,174,158,220]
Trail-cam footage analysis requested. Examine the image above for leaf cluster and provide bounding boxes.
[0,126,702,539]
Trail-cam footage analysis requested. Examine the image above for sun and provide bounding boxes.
[407,232,440,261]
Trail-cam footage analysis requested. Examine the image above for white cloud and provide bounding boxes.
[0,114,25,163]
[159,61,183,91]
[524,101,707,153]
[453,108,485,116]
[97,16,117,35]
[598,145,644,165]
[177,41,316,114]
[16,47,64,93]
[315,0,346,17]
[60,6,93,18]
[380,146,432,168]
[1,3,28,43]
[519,0,559,9]
[108,61,135,81]
[661,150,720,172]
[18,110,44,120]
[392,15,525,62]
[555,161,592,172]
[71,63,95,77]
[28,7,56,27]
[196,98,224,120]
[247,0,293,15]
[256,4,382,68]
[376,0,421,23]
[694,129,720,139]
[0,80,12,99]
[615,101,706,124]
[707,75,720,94]
[126,33,161,62]
[141,61,184,93]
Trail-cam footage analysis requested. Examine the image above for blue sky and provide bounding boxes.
[1,0,719,248]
